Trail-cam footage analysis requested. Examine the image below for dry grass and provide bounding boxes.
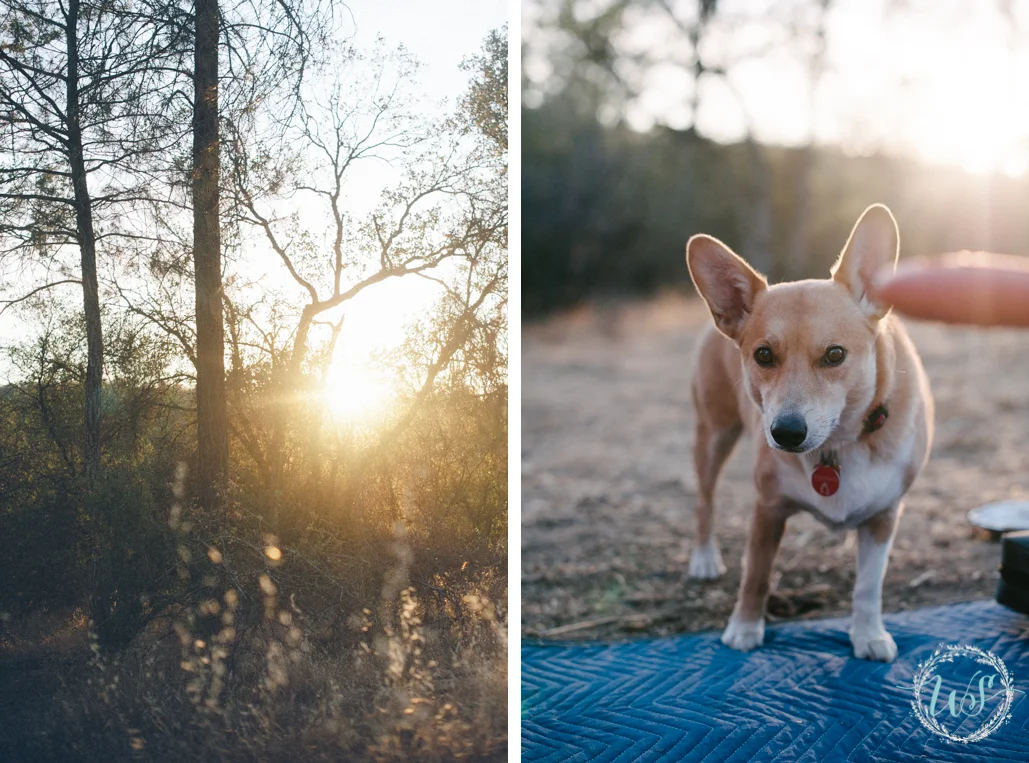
[0,520,507,762]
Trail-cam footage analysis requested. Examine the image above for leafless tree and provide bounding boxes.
[223,41,506,501]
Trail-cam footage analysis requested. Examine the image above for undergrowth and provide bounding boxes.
[0,471,507,762]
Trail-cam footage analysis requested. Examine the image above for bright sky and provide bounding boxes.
[525,0,1029,177]
[345,0,505,103]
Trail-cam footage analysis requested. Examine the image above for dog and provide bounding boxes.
[685,204,933,662]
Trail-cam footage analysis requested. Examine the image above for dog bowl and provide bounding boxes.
[968,500,1029,533]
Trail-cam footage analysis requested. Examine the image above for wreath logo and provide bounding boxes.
[911,644,1015,743]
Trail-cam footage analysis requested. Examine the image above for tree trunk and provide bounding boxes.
[65,0,103,484]
[787,144,814,280]
[193,0,228,509]
[787,0,829,281]
[740,137,774,278]
[264,304,314,495]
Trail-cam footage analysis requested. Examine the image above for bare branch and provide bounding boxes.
[0,279,82,316]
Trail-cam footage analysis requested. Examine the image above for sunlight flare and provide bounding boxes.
[323,355,393,426]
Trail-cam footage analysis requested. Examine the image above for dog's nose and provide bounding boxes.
[771,414,807,449]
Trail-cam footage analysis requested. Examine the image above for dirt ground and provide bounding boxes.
[521,296,1029,641]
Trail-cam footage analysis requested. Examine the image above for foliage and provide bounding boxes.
[461,24,509,159]
[0,498,507,760]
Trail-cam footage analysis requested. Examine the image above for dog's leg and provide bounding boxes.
[721,501,786,651]
[850,505,901,662]
[689,419,741,579]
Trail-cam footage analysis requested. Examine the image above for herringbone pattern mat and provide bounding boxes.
[522,601,1029,761]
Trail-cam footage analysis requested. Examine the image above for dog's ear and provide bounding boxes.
[687,235,767,341]
[832,204,899,319]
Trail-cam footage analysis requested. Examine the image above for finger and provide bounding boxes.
[871,255,1029,327]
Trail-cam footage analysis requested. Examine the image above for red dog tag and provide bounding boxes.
[812,464,840,496]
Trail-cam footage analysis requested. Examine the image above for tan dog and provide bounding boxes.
[685,204,933,662]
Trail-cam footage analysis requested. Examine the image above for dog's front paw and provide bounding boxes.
[721,617,764,652]
[688,538,726,580]
[850,628,898,662]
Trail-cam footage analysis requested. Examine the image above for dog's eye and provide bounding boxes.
[754,347,775,367]
[824,346,846,365]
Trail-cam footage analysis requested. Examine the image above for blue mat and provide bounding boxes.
[522,601,1029,761]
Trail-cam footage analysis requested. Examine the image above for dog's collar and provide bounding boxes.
[863,403,889,435]
[812,404,888,496]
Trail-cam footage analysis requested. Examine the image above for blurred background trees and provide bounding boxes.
[522,0,1029,316]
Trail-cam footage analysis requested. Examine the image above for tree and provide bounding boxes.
[460,24,508,159]
[191,0,227,509]
[786,0,832,281]
[0,0,183,482]
[529,0,851,279]
[87,0,333,508]
[187,0,330,508]
[224,42,506,498]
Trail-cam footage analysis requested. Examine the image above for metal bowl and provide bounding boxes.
[968,500,1029,533]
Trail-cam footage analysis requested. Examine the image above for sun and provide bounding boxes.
[323,356,392,426]
[316,278,441,427]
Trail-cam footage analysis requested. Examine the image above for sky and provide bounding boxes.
[524,0,1029,177]
[344,0,505,103]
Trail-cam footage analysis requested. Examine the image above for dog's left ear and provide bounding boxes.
[832,204,899,320]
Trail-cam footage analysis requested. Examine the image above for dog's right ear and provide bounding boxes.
[687,235,767,342]
[832,204,899,320]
